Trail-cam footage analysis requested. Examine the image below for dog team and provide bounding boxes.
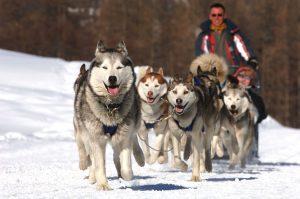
[73,41,259,190]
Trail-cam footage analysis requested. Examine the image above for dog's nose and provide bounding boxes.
[231,104,236,110]
[176,98,182,104]
[148,91,153,97]
[108,76,117,85]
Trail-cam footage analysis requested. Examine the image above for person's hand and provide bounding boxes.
[247,58,259,70]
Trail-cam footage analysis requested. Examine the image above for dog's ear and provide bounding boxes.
[158,67,164,76]
[95,40,106,55]
[227,75,239,88]
[146,66,153,74]
[211,67,217,76]
[116,41,128,56]
[80,64,86,75]
[186,72,194,84]
[197,66,203,76]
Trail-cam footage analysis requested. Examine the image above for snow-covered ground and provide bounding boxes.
[0,49,300,198]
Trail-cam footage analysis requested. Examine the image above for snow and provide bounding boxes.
[0,49,300,198]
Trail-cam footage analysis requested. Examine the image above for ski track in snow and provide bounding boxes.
[0,49,300,198]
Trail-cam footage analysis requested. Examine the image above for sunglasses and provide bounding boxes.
[211,13,223,17]
[237,74,251,80]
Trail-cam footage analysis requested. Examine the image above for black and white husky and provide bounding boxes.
[73,41,144,190]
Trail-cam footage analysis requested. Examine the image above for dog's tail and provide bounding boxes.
[132,134,145,167]
[189,54,228,84]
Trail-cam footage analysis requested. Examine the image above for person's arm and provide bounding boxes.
[195,32,209,56]
[233,31,258,69]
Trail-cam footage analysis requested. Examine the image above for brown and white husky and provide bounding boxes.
[136,67,170,164]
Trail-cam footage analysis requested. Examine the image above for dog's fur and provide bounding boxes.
[73,41,144,190]
[137,66,169,164]
[219,77,255,169]
[189,54,228,165]
[167,74,211,181]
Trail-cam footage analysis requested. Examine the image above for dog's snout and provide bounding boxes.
[108,76,117,85]
[231,104,236,110]
[148,91,153,97]
[176,98,183,104]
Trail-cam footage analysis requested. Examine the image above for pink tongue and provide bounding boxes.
[175,107,183,113]
[108,87,119,95]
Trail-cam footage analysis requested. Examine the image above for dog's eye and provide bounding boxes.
[145,84,149,87]
[172,90,177,94]
[116,66,123,70]
[102,66,108,69]
[237,98,240,101]
[155,85,159,88]
[184,90,189,95]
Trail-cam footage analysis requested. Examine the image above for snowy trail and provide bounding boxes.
[0,49,300,198]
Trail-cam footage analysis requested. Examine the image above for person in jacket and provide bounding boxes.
[195,3,258,74]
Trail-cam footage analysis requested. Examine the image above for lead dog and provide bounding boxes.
[137,66,169,164]
[73,41,144,190]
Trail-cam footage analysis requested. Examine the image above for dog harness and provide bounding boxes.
[143,115,164,129]
[103,125,118,136]
[174,116,197,132]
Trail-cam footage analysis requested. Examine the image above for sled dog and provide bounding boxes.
[137,66,169,164]
[219,76,255,169]
[189,54,228,163]
[168,74,210,181]
[73,41,144,190]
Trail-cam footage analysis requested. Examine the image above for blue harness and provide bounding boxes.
[103,125,118,136]
[143,115,164,130]
[174,116,197,132]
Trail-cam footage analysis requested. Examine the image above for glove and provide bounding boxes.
[247,58,259,70]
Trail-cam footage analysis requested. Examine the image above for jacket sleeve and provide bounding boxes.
[195,32,209,57]
[233,31,256,62]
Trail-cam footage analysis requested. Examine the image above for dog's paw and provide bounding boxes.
[157,155,168,164]
[97,183,112,191]
[190,175,200,182]
[89,176,96,184]
[228,164,235,170]
[79,159,89,170]
[174,160,188,171]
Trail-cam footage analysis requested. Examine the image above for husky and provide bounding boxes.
[219,76,255,169]
[167,74,211,181]
[73,41,144,190]
[136,66,169,164]
[189,54,228,163]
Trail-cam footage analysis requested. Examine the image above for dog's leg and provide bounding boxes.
[74,120,91,170]
[240,126,254,168]
[91,141,111,190]
[220,129,238,169]
[191,133,201,181]
[113,147,121,178]
[88,154,96,184]
[158,129,170,164]
[184,134,192,161]
[171,132,188,171]
[138,129,151,164]
[120,140,133,181]
[148,133,164,164]
[132,134,145,167]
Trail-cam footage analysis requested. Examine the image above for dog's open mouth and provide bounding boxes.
[104,83,120,96]
[146,96,157,104]
[174,103,188,114]
[229,109,239,115]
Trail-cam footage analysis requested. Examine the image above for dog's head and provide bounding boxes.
[88,41,134,97]
[223,83,250,116]
[167,73,198,115]
[137,67,168,104]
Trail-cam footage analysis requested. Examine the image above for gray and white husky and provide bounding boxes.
[168,74,209,181]
[137,66,169,164]
[73,41,144,190]
[219,77,255,169]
